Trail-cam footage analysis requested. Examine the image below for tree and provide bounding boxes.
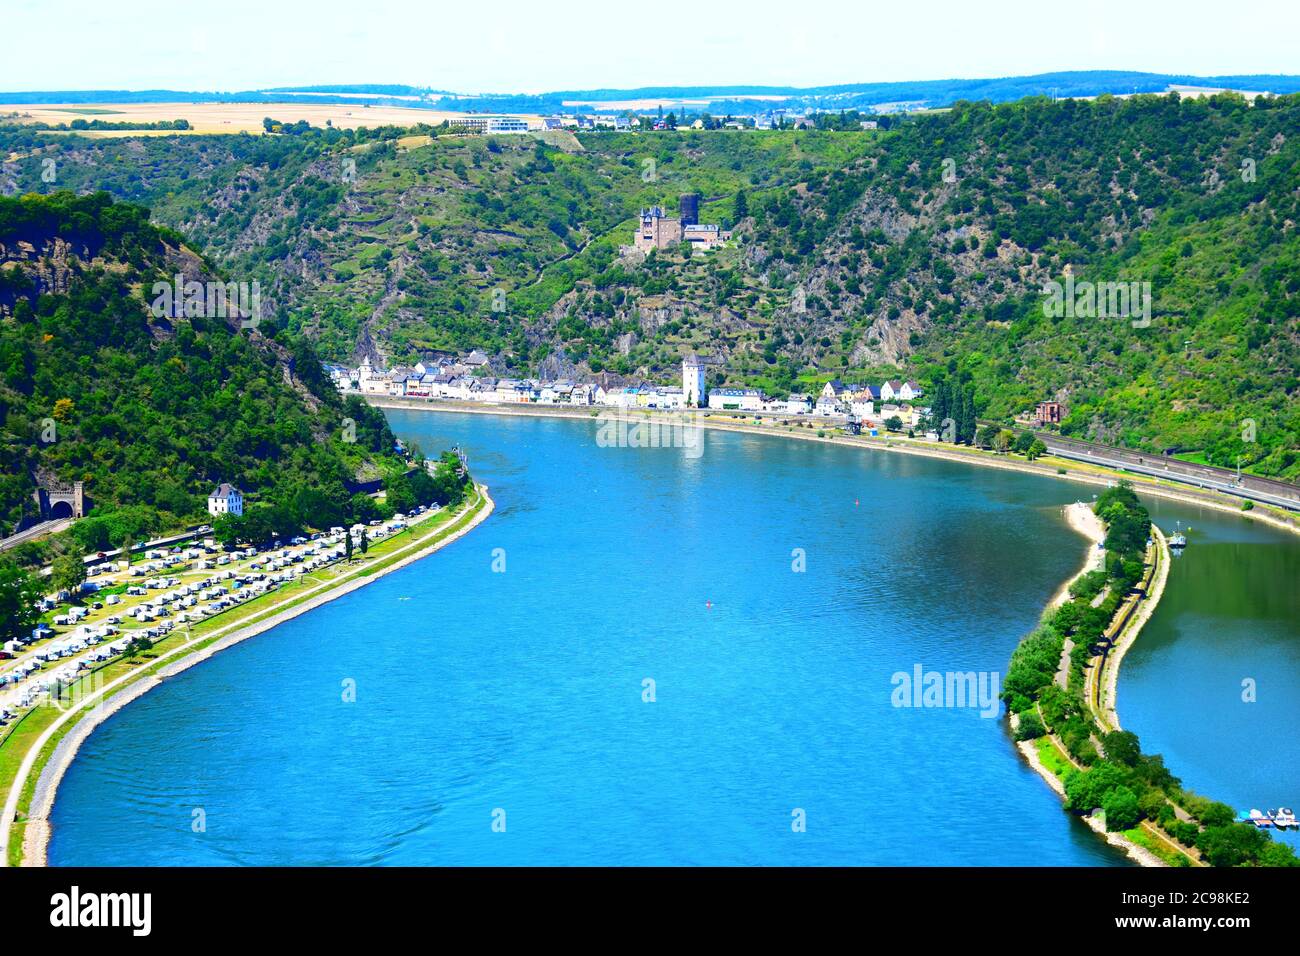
[125,634,154,658]
[1138,789,1169,822]
[1197,801,1236,829]
[1102,785,1141,831]
[1258,842,1300,867]
[1102,730,1142,767]
[0,559,42,644]
[885,415,903,432]
[51,551,86,595]
[212,513,244,548]
[350,493,383,524]
[957,384,978,445]
[1026,438,1048,461]
[1014,710,1046,741]
[383,473,416,515]
[734,189,749,221]
[359,530,369,555]
[1064,760,1132,814]
[344,530,354,562]
[1196,824,1269,868]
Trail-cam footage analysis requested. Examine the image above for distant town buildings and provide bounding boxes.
[207,483,244,518]
[537,114,631,131]
[326,353,929,431]
[452,115,533,134]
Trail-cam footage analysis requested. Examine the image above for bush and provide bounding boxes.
[1197,801,1236,829]
[1064,760,1132,814]
[1197,824,1269,867]
[1015,711,1046,741]
[1001,623,1063,705]
[1102,785,1142,830]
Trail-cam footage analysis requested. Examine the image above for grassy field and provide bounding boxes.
[0,102,543,134]
[1034,735,1074,780]
[1124,825,1194,867]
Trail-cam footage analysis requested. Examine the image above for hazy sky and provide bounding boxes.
[2,0,1297,93]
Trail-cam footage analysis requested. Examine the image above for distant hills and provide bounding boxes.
[3,71,1300,115]
[3,88,1298,485]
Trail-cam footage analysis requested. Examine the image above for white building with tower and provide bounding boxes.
[682,355,707,407]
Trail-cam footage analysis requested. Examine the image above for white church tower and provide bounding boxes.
[682,354,707,407]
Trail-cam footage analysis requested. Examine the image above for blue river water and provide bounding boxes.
[46,412,1299,864]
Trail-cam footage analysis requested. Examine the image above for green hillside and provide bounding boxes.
[0,191,428,561]
[3,92,1296,478]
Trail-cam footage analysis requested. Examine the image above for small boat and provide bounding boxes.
[1168,521,1187,549]
[1275,808,1297,830]
[1237,808,1274,828]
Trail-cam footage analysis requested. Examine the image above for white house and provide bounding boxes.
[207,483,243,518]
[707,388,764,412]
[814,395,845,418]
[539,381,573,404]
[820,380,851,400]
[491,380,535,404]
[646,386,686,410]
[600,387,639,409]
[785,394,813,415]
[849,391,876,420]
[881,380,923,402]
[388,369,412,396]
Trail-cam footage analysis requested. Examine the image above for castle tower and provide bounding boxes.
[679,193,700,227]
[682,354,707,407]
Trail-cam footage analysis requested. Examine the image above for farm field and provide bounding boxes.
[0,101,542,134]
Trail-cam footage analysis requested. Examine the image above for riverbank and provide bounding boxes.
[1098,526,1172,732]
[367,397,1300,540]
[1049,502,1106,610]
[2,484,494,867]
[1014,735,1167,867]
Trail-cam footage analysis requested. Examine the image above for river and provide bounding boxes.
[46,412,1299,864]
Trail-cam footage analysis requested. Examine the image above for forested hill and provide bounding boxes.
[0,191,407,552]
[2,91,1297,479]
